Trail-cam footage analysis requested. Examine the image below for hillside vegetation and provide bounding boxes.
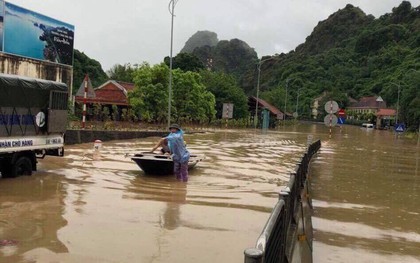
[257,2,420,130]
[178,2,419,130]
[75,1,419,130]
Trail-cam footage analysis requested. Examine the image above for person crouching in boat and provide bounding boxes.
[166,124,190,182]
[151,137,171,155]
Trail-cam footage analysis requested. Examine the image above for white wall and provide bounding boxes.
[0,53,73,95]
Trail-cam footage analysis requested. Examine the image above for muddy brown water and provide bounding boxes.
[0,129,307,263]
[311,126,420,262]
[1,125,419,263]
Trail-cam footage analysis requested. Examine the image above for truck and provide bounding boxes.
[0,73,68,178]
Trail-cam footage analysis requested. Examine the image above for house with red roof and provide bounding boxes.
[347,96,396,128]
[248,97,290,127]
[347,96,387,114]
[75,80,135,120]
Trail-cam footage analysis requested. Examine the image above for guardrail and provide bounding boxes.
[244,139,321,263]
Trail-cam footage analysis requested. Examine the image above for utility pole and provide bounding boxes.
[284,79,289,122]
[295,87,301,118]
[254,57,274,129]
[167,0,178,129]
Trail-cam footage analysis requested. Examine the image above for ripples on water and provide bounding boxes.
[311,126,420,263]
[0,129,309,263]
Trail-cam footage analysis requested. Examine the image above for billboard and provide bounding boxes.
[2,2,74,66]
[0,1,3,52]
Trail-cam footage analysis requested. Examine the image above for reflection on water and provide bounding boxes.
[0,129,309,263]
[0,174,68,263]
[2,125,416,262]
[311,125,420,262]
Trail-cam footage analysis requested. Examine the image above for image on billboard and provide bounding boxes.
[0,0,4,51]
[4,2,74,65]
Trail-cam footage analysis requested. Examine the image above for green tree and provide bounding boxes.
[112,105,119,121]
[93,103,102,121]
[129,63,216,124]
[73,49,108,94]
[171,70,216,123]
[200,71,248,119]
[164,53,205,72]
[121,108,128,122]
[101,107,111,122]
[107,63,137,82]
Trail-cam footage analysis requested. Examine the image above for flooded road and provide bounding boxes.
[0,129,309,263]
[1,125,419,262]
[311,126,420,262]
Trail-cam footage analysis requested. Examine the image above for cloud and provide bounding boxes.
[6,0,420,71]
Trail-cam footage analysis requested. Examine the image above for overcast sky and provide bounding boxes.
[7,0,420,71]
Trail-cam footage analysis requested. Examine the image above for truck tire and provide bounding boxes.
[10,156,33,177]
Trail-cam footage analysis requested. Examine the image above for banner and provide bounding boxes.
[3,2,74,65]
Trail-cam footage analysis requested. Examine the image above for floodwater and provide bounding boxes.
[1,125,419,263]
[311,126,420,262]
[0,129,309,263]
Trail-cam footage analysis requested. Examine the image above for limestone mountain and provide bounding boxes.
[180,30,219,53]
[191,38,258,94]
[256,1,419,130]
[295,4,373,55]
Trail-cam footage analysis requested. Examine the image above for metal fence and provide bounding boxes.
[244,139,321,263]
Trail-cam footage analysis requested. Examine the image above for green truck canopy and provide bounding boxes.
[0,73,67,108]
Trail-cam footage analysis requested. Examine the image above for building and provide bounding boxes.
[347,96,387,114]
[75,80,135,106]
[348,96,396,128]
[376,108,396,129]
[311,92,327,119]
[248,97,291,127]
[74,80,135,120]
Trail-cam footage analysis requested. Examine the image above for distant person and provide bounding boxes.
[166,124,190,182]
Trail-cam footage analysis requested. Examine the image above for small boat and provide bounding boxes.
[131,152,204,175]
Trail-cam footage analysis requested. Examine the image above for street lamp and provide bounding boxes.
[389,82,401,125]
[295,87,301,119]
[254,57,274,128]
[167,0,179,129]
[284,79,289,121]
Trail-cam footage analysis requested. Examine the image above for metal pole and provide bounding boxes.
[295,87,300,118]
[254,57,274,129]
[329,101,332,139]
[396,82,400,126]
[284,79,289,122]
[254,63,261,129]
[82,74,88,129]
[244,248,263,263]
[167,0,177,129]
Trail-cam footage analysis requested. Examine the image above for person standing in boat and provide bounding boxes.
[166,124,190,182]
[151,124,190,181]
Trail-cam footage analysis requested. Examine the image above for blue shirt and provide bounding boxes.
[166,129,190,163]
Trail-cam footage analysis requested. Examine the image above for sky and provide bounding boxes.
[6,0,420,72]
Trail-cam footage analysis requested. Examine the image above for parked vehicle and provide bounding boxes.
[362,123,374,129]
[0,73,68,178]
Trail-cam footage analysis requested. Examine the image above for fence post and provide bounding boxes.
[279,187,291,261]
[307,134,313,147]
[244,248,263,263]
